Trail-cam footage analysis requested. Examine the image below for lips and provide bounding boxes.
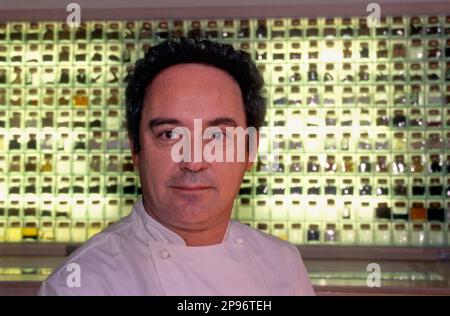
[170,185,212,191]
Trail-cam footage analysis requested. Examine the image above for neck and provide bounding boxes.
[167,221,229,246]
[142,200,230,246]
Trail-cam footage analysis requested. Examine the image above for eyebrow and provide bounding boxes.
[148,118,182,129]
[148,117,239,129]
[206,117,239,127]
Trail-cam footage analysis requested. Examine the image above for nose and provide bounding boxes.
[179,160,209,173]
[177,135,210,172]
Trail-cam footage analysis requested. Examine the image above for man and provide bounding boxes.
[38,37,314,296]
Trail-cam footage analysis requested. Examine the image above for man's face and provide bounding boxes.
[131,63,254,232]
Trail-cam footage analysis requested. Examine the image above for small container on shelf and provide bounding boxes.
[393,201,409,220]
[341,223,356,244]
[39,220,55,242]
[374,222,391,245]
[288,18,302,38]
[323,199,338,221]
[71,221,87,243]
[22,219,38,241]
[237,197,252,221]
[221,20,235,39]
[88,221,103,239]
[271,222,288,241]
[427,202,445,222]
[304,200,321,221]
[428,223,444,246]
[288,222,303,244]
[306,223,321,243]
[6,219,22,242]
[357,200,373,221]
[324,223,338,243]
[358,223,373,245]
[288,197,303,220]
[256,222,270,235]
[393,222,409,246]
[271,198,288,221]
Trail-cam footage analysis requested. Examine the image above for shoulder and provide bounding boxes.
[38,213,138,296]
[230,221,315,295]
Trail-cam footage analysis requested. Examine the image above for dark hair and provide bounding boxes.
[125,37,266,154]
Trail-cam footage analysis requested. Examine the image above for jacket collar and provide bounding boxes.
[134,195,232,247]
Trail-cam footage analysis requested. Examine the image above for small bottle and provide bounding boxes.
[359,178,372,195]
[412,178,426,196]
[375,202,391,220]
[307,224,320,242]
[410,202,427,221]
[358,156,371,173]
[307,156,320,173]
[324,155,337,172]
[22,222,38,241]
[342,156,354,173]
[324,224,337,243]
[342,201,352,220]
[427,202,445,222]
[429,155,442,173]
[40,154,53,172]
[307,64,318,81]
[341,133,350,151]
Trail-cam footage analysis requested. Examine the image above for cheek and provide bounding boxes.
[137,138,171,180]
[214,163,247,192]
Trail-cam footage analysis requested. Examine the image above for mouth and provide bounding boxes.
[170,185,212,192]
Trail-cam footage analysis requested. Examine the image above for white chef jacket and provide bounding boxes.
[38,196,314,296]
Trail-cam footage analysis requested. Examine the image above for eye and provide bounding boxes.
[158,130,180,141]
[205,130,225,140]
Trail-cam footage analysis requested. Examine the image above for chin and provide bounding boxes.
[170,206,214,222]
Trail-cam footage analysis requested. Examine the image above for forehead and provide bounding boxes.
[143,63,245,122]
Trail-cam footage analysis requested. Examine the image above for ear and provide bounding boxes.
[245,130,259,172]
[128,135,139,166]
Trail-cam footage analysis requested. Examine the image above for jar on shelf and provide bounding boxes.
[428,202,445,222]
[410,223,426,246]
[393,178,407,196]
[359,178,372,195]
[411,202,427,221]
[376,155,389,173]
[429,223,444,246]
[393,223,408,245]
[324,155,337,173]
[376,178,389,196]
[411,155,425,173]
[393,201,408,220]
[307,224,320,242]
[324,223,338,243]
[375,133,389,150]
[358,223,373,245]
[358,156,371,173]
[411,178,426,196]
[392,155,407,174]
[392,132,406,150]
[341,156,354,173]
[288,18,302,37]
[410,16,423,36]
[376,109,389,126]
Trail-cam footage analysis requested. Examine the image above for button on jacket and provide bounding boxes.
[38,196,314,296]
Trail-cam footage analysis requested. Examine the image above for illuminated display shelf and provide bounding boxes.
[0,16,449,246]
